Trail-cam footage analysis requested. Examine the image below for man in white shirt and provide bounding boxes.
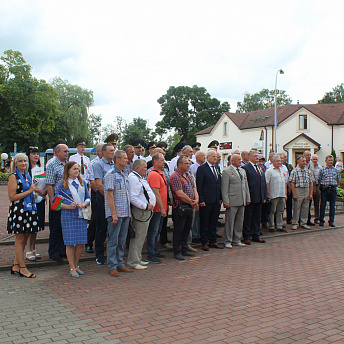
[169,141,186,175]
[131,138,146,162]
[264,152,275,170]
[69,137,91,184]
[127,159,156,270]
[191,142,201,163]
[265,155,288,232]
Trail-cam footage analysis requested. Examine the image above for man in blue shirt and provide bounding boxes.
[93,144,115,264]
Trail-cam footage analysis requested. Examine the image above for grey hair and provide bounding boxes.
[206,149,216,157]
[11,153,28,172]
[271,154,280,162]
[153,148,164,154]
[114,150,125,161]
[297,155,305,162]
[248,150,258,157]
[96,143,104,151]
[133,158,146,170]
[181,145,192,154]
[195,151,205,158]
[123,145,133,152]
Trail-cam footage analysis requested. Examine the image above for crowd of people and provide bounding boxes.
[7,135,342,279]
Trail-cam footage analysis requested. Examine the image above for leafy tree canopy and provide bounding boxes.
[0,50,59,152]
[156,85,230,144]
[236,88,292,113]
[121,117,155,148]
[318,83,344,104]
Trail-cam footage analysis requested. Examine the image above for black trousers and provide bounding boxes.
[286,192,293,222]
[243,202,262,240]
[159,216,169,245]
[87,188,97,247]
[199,202,220,245]
[172,208,193,255]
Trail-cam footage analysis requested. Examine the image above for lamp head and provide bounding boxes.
[279,69,284,74]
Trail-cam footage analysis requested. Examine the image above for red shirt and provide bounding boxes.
[169,170,195,209]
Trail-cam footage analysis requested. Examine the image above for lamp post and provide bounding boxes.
[273,69,284,153]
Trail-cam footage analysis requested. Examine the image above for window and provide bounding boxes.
[299,115,308,130]
[223,122,228,136]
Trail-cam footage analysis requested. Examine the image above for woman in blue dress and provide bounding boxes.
[55,161,91,278]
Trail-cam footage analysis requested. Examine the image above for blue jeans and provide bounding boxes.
[146,212,163,256]
[320,187,337,224]
[107,217,129,270]
[95,192,107,260]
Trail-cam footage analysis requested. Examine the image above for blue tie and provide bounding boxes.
[72,181,79,190]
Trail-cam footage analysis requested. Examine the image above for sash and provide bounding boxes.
[16,168,37,212]
[68,179,85,218]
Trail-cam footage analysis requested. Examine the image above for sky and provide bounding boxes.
[1,0,344,130]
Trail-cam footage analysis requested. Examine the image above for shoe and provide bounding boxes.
[76,266,84,275]
[282,225,286,228]
[50,256,63,263]
[314,218,320,224]
[96,258,104,265]
[262,224,269,229]
[307,222,316,226]
[209,243,224,249]
[164,243,173,250]
[216,233,222,238]
[60,254,67,258]
[232,242,246,247]
[269,229,276,233]
[319,222,324,227]
[301,224,311,230]
[140,260,149,265]
[277,228,288,233]
[19,266,36,278]
[26,251,36,261]
[86,245,94,253]
[287,220,293,224]
[109,269,120,277]
[202,244,209,251]
[244,240,251,245]
[224,243,232,249]
[11,264,19,275]
[187,245,197,252]
[291,225,298,230]
[132,264,147,270]
[70,269,79,278]
[329,223,335,227]
[32,250,41,259]
[252,238,266,243]
[156,253,166,259]
[174,254,185,261]
[183,251,195,257]
[117,266,134,273]
[147,256,161,264]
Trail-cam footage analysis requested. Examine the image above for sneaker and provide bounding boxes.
[301,224,311,230]
[132,264,147,270]
[155,253,166,259]
[174,253,185,261]
[96,258,104,265]
[291,225,298,230]
[147,256,161,264]
[224,243,233,249]
[183,251,195,257]
[140,260,149,265]
[164,243,173,250]
[232,242,246,247]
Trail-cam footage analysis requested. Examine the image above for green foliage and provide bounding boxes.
[89,113,102,146]
[120,117,156,148]
[102,116,126,147]
[0,50,59,152]
[318,83,344,104]
[331,149,337,165]
[0,172,10,180]
[236,89,292,113]
[156,85,230,144]
[337,187,344,197]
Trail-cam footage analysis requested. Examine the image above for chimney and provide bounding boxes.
[297,100,299,105]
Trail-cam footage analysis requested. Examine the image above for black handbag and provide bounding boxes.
[177,203,194,218]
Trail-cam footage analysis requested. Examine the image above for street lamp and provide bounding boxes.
[273,69,284,153]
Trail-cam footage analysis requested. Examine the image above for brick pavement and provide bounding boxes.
[2,229,344,343]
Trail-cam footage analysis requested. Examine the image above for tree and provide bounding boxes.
[101,116,126,147]
[156,85,230,144]
[89,113,102,146]
[236,89,292,113]
[318,83,344,104]
[0,50,59,152]
[121,117,155,148]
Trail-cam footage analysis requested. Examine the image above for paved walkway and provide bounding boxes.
[2,228,344,343]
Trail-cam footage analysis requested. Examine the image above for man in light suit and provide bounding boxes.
[242,150,268,244]
[196,149,223,251]
[221,154,250,248]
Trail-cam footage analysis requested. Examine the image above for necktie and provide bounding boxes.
[211,166,218,180]
[72,181,79,190]
[254,165,261,179]
[81,156,84,175]
[237,168,243,181]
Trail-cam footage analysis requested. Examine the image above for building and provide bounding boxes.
[195,104,344,166]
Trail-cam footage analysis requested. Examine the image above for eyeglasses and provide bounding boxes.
[29,146,38,149]
[63,150,69,153]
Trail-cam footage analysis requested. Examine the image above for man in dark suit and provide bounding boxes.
[196,150,223,251]
[242,150,267,244]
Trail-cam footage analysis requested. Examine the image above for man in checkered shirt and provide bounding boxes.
[289,155,315,230]
[318,155,341,227]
